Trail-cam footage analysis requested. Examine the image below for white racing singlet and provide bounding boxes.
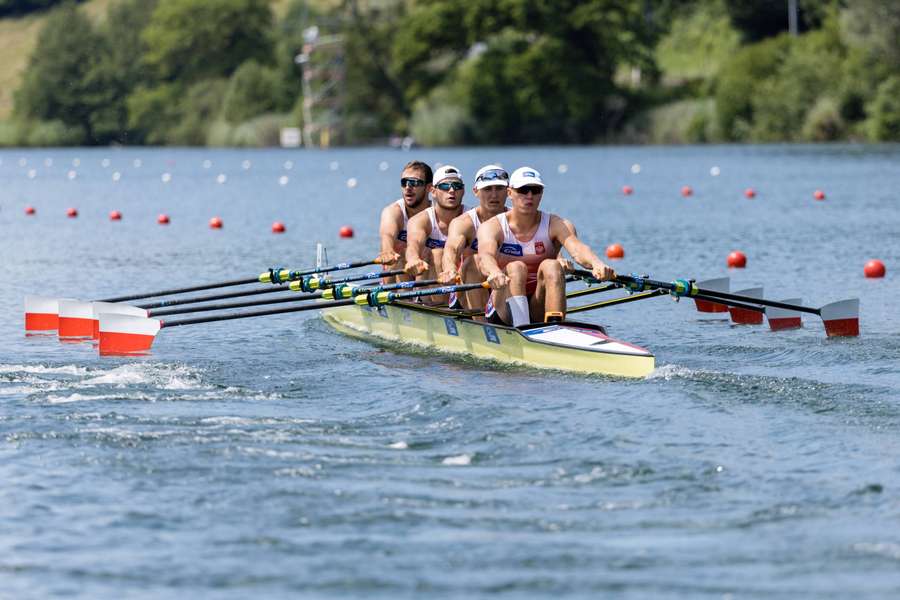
[425,205,466,249]
[495,211,557,295]
[393,199,410,252]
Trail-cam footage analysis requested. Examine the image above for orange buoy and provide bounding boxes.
[744,188,756,199]
[864,259,886,278]
[209,216,223,229]
[339,225,354,238]
[66,207,78,218]
[681,185,693,197]
[605,243,625,259]
[271,221,286,234]
[157,214,170,225]
[814,190,826,201]
[109,210,122,221]
[622,185,633,196]
[727,251,747,269]
[24,206,36,215]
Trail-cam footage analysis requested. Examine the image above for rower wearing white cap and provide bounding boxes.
[404,165,467,298]
[478,166,615,326]
[378,160,433,282]
[438,164,509,310]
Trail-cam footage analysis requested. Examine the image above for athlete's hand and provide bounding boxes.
[486,269,509,290]
[591,261,616,282]
[438,268,460,284]
[556,257,574,272]
[404,258,428,276]
[377,251,400,266]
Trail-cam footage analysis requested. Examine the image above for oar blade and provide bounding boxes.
[819,299,859,337]
[25,295,66,333]
[766,298,803,331]
[90,302,149,339]
[728,287,764,325]
[58,300,96,340]
[98,314,162,355]
[693,277,729,313]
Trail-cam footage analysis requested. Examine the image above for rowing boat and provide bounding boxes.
[322,300,655,378]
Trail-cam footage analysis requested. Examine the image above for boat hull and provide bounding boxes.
[322,302,655,378]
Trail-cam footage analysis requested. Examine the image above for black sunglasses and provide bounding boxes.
[476,169,509,183]
[435,181,464,191]
[515,185,543,195]
[400,177,425,188]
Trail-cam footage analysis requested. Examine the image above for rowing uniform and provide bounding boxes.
[464,207,481,253]
[392,199,410,254]
[424,204,466,249]
[485,211,558,321]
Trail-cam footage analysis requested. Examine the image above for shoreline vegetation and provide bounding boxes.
[0,0,898,148]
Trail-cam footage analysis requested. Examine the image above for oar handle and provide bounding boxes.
[360,282,489,306]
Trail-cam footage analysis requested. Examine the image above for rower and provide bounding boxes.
[404,165,466,302]
[477,166,616,326]
[378,160,433,283]
[438,164,509,310]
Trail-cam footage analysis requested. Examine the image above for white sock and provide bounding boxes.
[507,295,530,327]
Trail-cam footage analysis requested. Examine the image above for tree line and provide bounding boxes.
[3,0,899,146]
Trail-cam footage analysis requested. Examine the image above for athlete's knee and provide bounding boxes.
[506,261,528,280]
[539,259,564,282]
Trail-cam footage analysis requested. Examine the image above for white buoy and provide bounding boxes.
[67,170,77,180]
[202,159,212,169]
[630,163,641,174]
[378,161,389,171]
[283,160,293,170]
[161,173,172,183]
[242,160,251,170]
[347,177,358,188]
[710,166,721,176]
[72,158,80,167]
[329,161,339,171]
[112,172,121,182]
[27,169,37,179]
[44,158,53,167]
[133,159,142,168]
[557,164,568,174]
[216,173,227,184]
[101,158,110,168]
[278,175,289,186]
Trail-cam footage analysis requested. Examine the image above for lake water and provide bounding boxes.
[1,144,899,598]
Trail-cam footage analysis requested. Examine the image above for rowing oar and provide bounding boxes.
[24,258,385,333]
[97,281,490,355]
[568,289,667,314]
[39,267,404,341]
[572,270,859,337]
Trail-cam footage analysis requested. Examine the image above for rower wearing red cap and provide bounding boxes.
[477,166,616,326]
[438,164,509,310]
[377,160,433,282]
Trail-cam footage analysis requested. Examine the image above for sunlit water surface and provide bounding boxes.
[1,145,899,598]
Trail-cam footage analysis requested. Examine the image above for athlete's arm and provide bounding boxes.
[439,216,471,283]
[404,211,431,275]
[551,216,616,281]
[476,219,509,289]
[378,203,402,265]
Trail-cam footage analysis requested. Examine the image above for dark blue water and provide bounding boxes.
[1,145,899,598]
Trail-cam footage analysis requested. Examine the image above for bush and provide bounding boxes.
[628,98,719,144]
[169,79,228,145]
[409,95,471,146]
[655,0,740,83]
[222,61,281,124]
[229,113,291,146]
[801,97,845,141]
[23,119,85,146]
[866,76,900,141]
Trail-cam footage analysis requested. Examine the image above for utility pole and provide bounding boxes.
[788,0,798,36]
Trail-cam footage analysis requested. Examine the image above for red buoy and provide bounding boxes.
[727,251,747,269]
[271,221,286,234]
[605,243,625,259]
[109,210,122,221]
[66,207,78,218]
[157,214,170,225]
[681,185,693,197]
[622,185,633,196]
[24,206,35,215]
[814,190,826,201]
[744,188,756,199]
[209,216,223,229]
[864,259,886,278]
[339,225,354,238]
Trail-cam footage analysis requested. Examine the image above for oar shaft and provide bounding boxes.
[161,298,355,328]
[691,292,765,313]
[100,277,262,303]
[139,286,290,309]
[689,289,821,316]
[567,289,666,314]
[150,291,324,317]
[565,282,620,299]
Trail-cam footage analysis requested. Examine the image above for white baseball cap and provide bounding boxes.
[473,164,509,190]
[509,167,544,189]
[433,164,463,184]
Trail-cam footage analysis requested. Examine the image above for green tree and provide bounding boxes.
[222,61,280,123]
[142,0,274,83]
[14,2,108,143]
[866,76,900,141]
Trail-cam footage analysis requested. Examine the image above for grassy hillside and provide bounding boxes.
[0,0,293,120]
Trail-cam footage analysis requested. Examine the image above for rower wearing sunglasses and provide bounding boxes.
[378,160,433,282]
[438,164,509,310]
[478,166,616,326]
[404,165,467,302]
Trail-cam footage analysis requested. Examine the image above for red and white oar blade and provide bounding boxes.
[694,277,729,313]
[58,299,96,340]
[98,314,162,356]
[819,299,859,337]
[90,302,149,340]
[766,298,803,331]
[728,287,764,325]
[25,295,66,333]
